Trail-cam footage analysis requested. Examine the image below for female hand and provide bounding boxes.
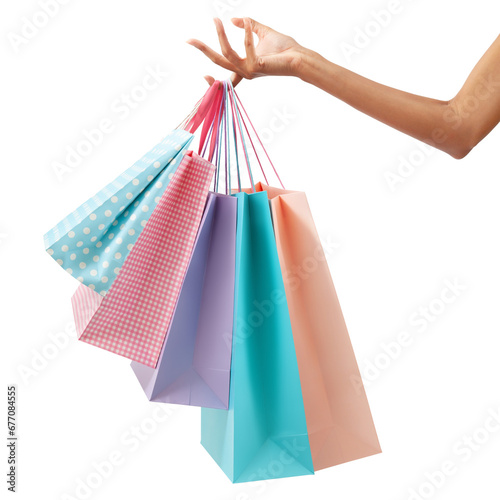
[186,17,310,87]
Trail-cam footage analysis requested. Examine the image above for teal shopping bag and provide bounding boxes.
[201,190,314,483]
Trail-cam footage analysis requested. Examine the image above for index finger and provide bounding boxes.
[214,17,242,63]
[243,17,256,62]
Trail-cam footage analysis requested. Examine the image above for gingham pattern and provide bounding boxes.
[79,151,215,367]
[71,284,103,338]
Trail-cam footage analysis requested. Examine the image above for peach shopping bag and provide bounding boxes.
[244,182,381,471]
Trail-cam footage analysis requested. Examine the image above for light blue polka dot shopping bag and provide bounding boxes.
[43,129,194,295]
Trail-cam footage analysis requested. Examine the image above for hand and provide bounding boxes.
[186,17,310,87]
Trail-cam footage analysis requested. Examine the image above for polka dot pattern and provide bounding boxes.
[79,151,215,367]
[43,129,194,293]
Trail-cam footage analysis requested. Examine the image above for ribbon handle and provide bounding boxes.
[182,79,285,194]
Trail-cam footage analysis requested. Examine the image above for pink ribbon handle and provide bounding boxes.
[199,85,224,158]
[184,81,221,134]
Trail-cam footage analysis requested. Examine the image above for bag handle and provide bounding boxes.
[232,85,284,189]
[205,87,225,160]
[183,80,221,134]
[185,78,285,193]
[227,81,256,192]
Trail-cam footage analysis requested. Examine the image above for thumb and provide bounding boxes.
[231,72,243,87]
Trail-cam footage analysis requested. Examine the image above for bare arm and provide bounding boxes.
[187,18,500,159]
[299,36,500,159]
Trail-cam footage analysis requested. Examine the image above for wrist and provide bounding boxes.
[295,48,324,83]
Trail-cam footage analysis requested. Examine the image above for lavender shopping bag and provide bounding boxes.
[130,192,237,408]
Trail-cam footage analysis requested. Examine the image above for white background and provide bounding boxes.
[2,0,500,499]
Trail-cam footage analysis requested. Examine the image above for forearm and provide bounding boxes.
[192,19,500,158]
[296,50,470,159]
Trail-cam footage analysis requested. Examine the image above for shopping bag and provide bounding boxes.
[71,283,103,338]
[78,150,215,367]
[201,190,314,483]
[44,129,194,294]
[247,182,381,470]
[130,191,237,408]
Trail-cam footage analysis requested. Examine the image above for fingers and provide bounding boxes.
[243,17,256,62]
[189,19,252,89]
[204,75,215,86]
[230,18,244,27]
[231,17,269,37]
[186,38,239,73]
[213,18,242,64]
[231,73,243,87]
[205,73,242,88]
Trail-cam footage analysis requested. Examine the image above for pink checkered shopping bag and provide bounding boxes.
[79,150,215,367]
[71,284,102,338]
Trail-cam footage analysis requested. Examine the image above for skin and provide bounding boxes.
[186,18,500,159]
